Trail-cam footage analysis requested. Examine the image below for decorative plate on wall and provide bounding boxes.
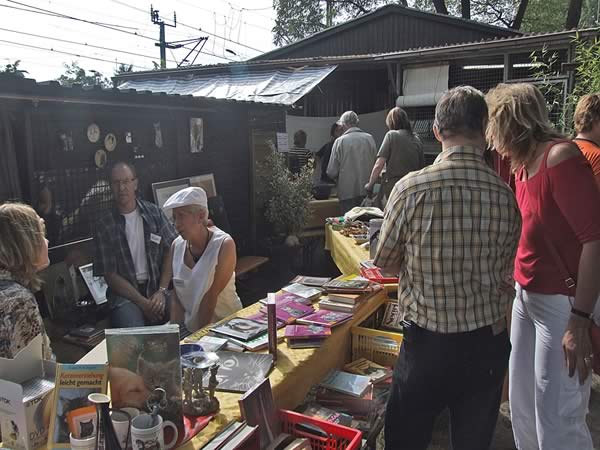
[95,149,107,168]
[87,123,100,143]
[104,133,117,152]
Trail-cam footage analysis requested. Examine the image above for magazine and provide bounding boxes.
[105,324,184,447]
[48,363,108,448]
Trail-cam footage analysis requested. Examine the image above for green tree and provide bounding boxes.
[56,61,110,88]
[114,63,133,76]
[1,60,27,77]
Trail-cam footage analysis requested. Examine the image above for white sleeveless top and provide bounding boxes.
[172,228,242,332]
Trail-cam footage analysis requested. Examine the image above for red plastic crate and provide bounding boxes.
[279,409,362,450]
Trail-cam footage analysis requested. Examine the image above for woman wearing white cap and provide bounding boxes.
[161,187,242,332]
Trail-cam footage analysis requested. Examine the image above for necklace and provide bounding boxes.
[187,228,210,263]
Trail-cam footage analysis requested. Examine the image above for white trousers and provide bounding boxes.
[509,283,593,450]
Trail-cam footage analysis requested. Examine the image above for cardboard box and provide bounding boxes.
[0,335,56,450]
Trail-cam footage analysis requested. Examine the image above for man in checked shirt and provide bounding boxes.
[375,86,521,450]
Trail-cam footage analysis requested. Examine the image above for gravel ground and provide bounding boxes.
[378,374,600,449]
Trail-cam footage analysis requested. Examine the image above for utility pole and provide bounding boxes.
[151,5,178,69]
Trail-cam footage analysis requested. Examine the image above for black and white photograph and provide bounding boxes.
[78,263,108,305]
[190,117,204,153]
[203,351,274,393]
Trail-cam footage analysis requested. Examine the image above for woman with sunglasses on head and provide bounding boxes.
[486,83,600,450]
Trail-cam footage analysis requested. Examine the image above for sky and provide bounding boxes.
[0,0,277,81]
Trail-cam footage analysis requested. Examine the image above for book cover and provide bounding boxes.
[281,283,323,300]
[286,337,325,349]
[359,267,398,284]
[238,378,280,449]
[319,370,371,398]
[226,332,284,352]
[284,324,331,339]
[296,310,353,327]
[301,403,353,427]
[315,385,375,416]
[105,324,184,447]
[381,301,403,332]
[202,421,246,450]
[262,301,314,324]
[245,312,287,329]
[48,363,108,448]
[203,352,274,393]
[317,299,358,314]
[343,358,392,384]
[291,275,331,287]
[211,317,268,341]
[322,279,370,294]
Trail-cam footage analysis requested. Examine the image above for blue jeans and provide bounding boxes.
[109,296,146,328]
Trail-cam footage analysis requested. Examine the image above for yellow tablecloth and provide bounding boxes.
[324,224,370,276]
[325,225,397,294]
[77,289,387,449]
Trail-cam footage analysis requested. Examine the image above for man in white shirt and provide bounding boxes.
[327,111,377,214]
[93,162,177,327]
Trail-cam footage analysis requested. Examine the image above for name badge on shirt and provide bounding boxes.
[150,233,162,245]
[173,278,185,289]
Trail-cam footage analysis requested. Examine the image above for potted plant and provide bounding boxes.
[257,146,314,248]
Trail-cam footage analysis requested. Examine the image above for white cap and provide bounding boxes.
[162,186,207,212]
[337,110,359,126]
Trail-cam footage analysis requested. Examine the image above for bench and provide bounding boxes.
[235,255,269,278]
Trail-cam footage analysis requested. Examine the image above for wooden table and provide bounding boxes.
[78,289,388,449]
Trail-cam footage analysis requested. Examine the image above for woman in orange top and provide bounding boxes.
[573,93,600,187]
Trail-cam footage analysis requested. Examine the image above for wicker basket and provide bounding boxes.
[350,326,403,368]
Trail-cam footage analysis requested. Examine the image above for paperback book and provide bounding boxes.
[322,279,371,294]
[300,403,353,427]
[261,301,314,324]
[211,317,268,341]
[343,358,392,384]
[318,298,359,314]
[296,310,353,327]
[315,385,375,416]
[226,332,284,352]
[238,378,280,449]
[281,283,323,301]
[381,301,403,332]
[326,293,361,304]
[105,324,184,447]
[245,312,287,329]
[284,324,331,339]
[319,370,372,398]
[286,337,326,349]
[291,275,331,287]
[48,363,108,448]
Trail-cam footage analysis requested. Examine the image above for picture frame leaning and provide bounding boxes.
[151,178,191,209]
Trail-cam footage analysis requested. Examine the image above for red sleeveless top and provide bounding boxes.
[514,141,600,295]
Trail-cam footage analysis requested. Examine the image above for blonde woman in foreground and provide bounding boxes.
[0,202,52,359]
[486,83,600,450]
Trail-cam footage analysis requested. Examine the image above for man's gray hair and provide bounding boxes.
[434,86,488,139]
[338,111,359,127]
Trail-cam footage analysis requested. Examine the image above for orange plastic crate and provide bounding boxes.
[279,409,362,450]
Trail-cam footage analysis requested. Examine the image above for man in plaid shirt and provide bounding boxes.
[375,87,521,450]
[94,161,177,327]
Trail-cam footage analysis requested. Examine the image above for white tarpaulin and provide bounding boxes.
[286,109,388,153]
[396,64,449,107]
[118,65,337,105]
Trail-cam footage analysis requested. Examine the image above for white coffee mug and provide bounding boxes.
[111,408,140,449]
[70,432,96,450]
[130,414,178,450]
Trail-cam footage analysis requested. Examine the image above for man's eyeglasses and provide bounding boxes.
[111,178,136,187]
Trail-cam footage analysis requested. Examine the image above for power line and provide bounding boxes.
[0,1,235,62]
[0,26,177,63]
[174,0,272,32]
[0,38,153,70]
[107,0,264,53]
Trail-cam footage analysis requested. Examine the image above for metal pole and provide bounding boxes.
[159,21,166,69]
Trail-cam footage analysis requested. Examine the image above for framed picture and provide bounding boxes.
[151,178,191,209]
[78,263,108,305]
[189,173,217,198]
[190,117,204,153]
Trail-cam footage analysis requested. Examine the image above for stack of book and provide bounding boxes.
[281,283,324,303]
[63,325,104,348]
[318,292,363,313]
[291,275,331,287]
[359,260,398,284]
[322,278,372,294]
[210,317,271,351]
[284,324,331,349]
[202,421,259,450]
[296,310,353,327]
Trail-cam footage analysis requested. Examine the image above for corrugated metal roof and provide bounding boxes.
[117,65,337,105]
[253,4,519,61]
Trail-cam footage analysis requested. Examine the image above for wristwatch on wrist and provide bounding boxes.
[570,306,592,320]
[158,287,168,295]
